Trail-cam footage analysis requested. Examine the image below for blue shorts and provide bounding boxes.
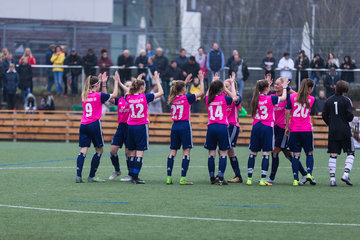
[111,123,128,148]
[204,123,231,151]
[249,122,274,152]
[274,125,288,149]
[126,124,149,151]
[170,120,193,150]
[79,120,104,148]
[228,124,239,148]
[288,131,314,153]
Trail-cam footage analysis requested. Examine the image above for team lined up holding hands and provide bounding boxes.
[75,70,355,186]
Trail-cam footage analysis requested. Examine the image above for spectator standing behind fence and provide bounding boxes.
[182,56,200,79]
[313,90,326,116]
[146,56,159,91]
[17,57,33,103]
[261,51,276,80]
[230,54,249,96]
[148,84,163,113]
[176,48,188,71]
[324,67,340,98]
[4,64,19,110]
[97,48,113,77]
[135,49,148,76]
[340,56,356,84]
[46,44,55,92]
[61,45,69,96]
[310,53,325,96]
[164,61,181,83]
[1,48,8,62]
[207,42,224,82]
[326,52,340,68]
[154,48,169,95]
[194,47,207,78]
[50,46,65,96]
[0,64,4,107]
[66,48,82,95]
[117,50,134,81]
[295,50,310,90]
[24,93,37,112]
[146,42,153,58]
[19,48,36,66]
[189,76,201,113]
[82,49,97,78]
[38,92,55,110]
[226,49,239,69]
[278,52,294,83]
[2,53,14,72]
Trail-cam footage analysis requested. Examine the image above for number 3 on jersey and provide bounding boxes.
[130,104,144,118]
[171,105,184,120]
[209,105,224,120]
[293,103,309,118]
[255,106,268,120]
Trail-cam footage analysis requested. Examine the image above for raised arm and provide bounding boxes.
[285,109,291,136]
[278,79,289,102]
[110,73,119,99]
[153,71,164,99]
[114,71,129,94]
[99,73,107,93]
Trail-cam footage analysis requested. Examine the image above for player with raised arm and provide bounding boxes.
[126,71,164,184]
[322,80,354,186]
[247,78,288,186]
[166,71,205,185]
[204,75,238,185]
[76,73,119,183]
[286,78,316,186]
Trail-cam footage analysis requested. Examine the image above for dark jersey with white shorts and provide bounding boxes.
[322,94,354,154]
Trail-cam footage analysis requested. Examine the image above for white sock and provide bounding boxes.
[329,156,337,178]
[344,155,354,176]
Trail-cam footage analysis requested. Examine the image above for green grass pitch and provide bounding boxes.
[1,141,360,240]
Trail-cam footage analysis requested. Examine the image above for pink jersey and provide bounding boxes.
[227,103,240,127]
[116,97,130,123]
[273,94,288,129]
[252,94,278,127]
[81,92,108,125]
[206,94,230,126]
[126,93,150,125]
[288,93,314,132]
[171,95,192,121]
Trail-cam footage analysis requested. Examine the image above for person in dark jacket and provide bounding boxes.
[313,90,327,116]
[206,42,225,82]
[295,50,310,90]
[17,57,33,103]
[82,48,97,77]
[39,92,55,111]
[97,48,113,76]
[0,64,5,107]
[145,56,159,91]
[181,56,200,79]
[226,49,238,69]
[340,56,356,84]
[310,53,325,96]
[230,54,249,96]
[4,64,19,109]
[324,67,340,98]
[164,61,182,83]
[117,49,134,81]
[46,44,55,92]
[135,50,148,76]
[154,48,168,77]
[175,48,188,70]
[66,48,82,95]
[261,51,276,80]
[61,45,69,95]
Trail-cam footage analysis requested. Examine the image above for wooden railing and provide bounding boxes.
[0,110,328,146]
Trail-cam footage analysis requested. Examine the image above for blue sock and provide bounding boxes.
[133,157,143,179]
[208,155,215,178]
[218,156,227,179]
[292,156,300,181]
[247,154,256,178]
[167,155,175,176]
[287,154,307,176]
[306,153,314,175]
[230,156,241,177]
[89,153,101,178]
[126,157,130,175]
[110,154,120,172]
[129,156,135,177]
[270,153,279,180]
[261,155,270,178]
[76,153,86,177]
[181,155,190,177]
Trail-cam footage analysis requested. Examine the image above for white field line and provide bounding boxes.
[0,203,359,227]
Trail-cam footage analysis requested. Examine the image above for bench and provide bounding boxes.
[0,110,328,147]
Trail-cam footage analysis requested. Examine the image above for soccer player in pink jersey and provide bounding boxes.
[223,74,243,183]
[166,71,204,185]
[76,73,119,183]
[126,71,163,184]
[107,71,133,181]
[247,78,288,186]
[204,78,238,185]
[286,78,316,186]
[267,77,308,184]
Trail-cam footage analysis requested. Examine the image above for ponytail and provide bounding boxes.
[251,80,269,117]
[296,78,314,108]
[168,80,185,105]
[129,79,146,95]
[208,80,224,105]
[81,76,100,101]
